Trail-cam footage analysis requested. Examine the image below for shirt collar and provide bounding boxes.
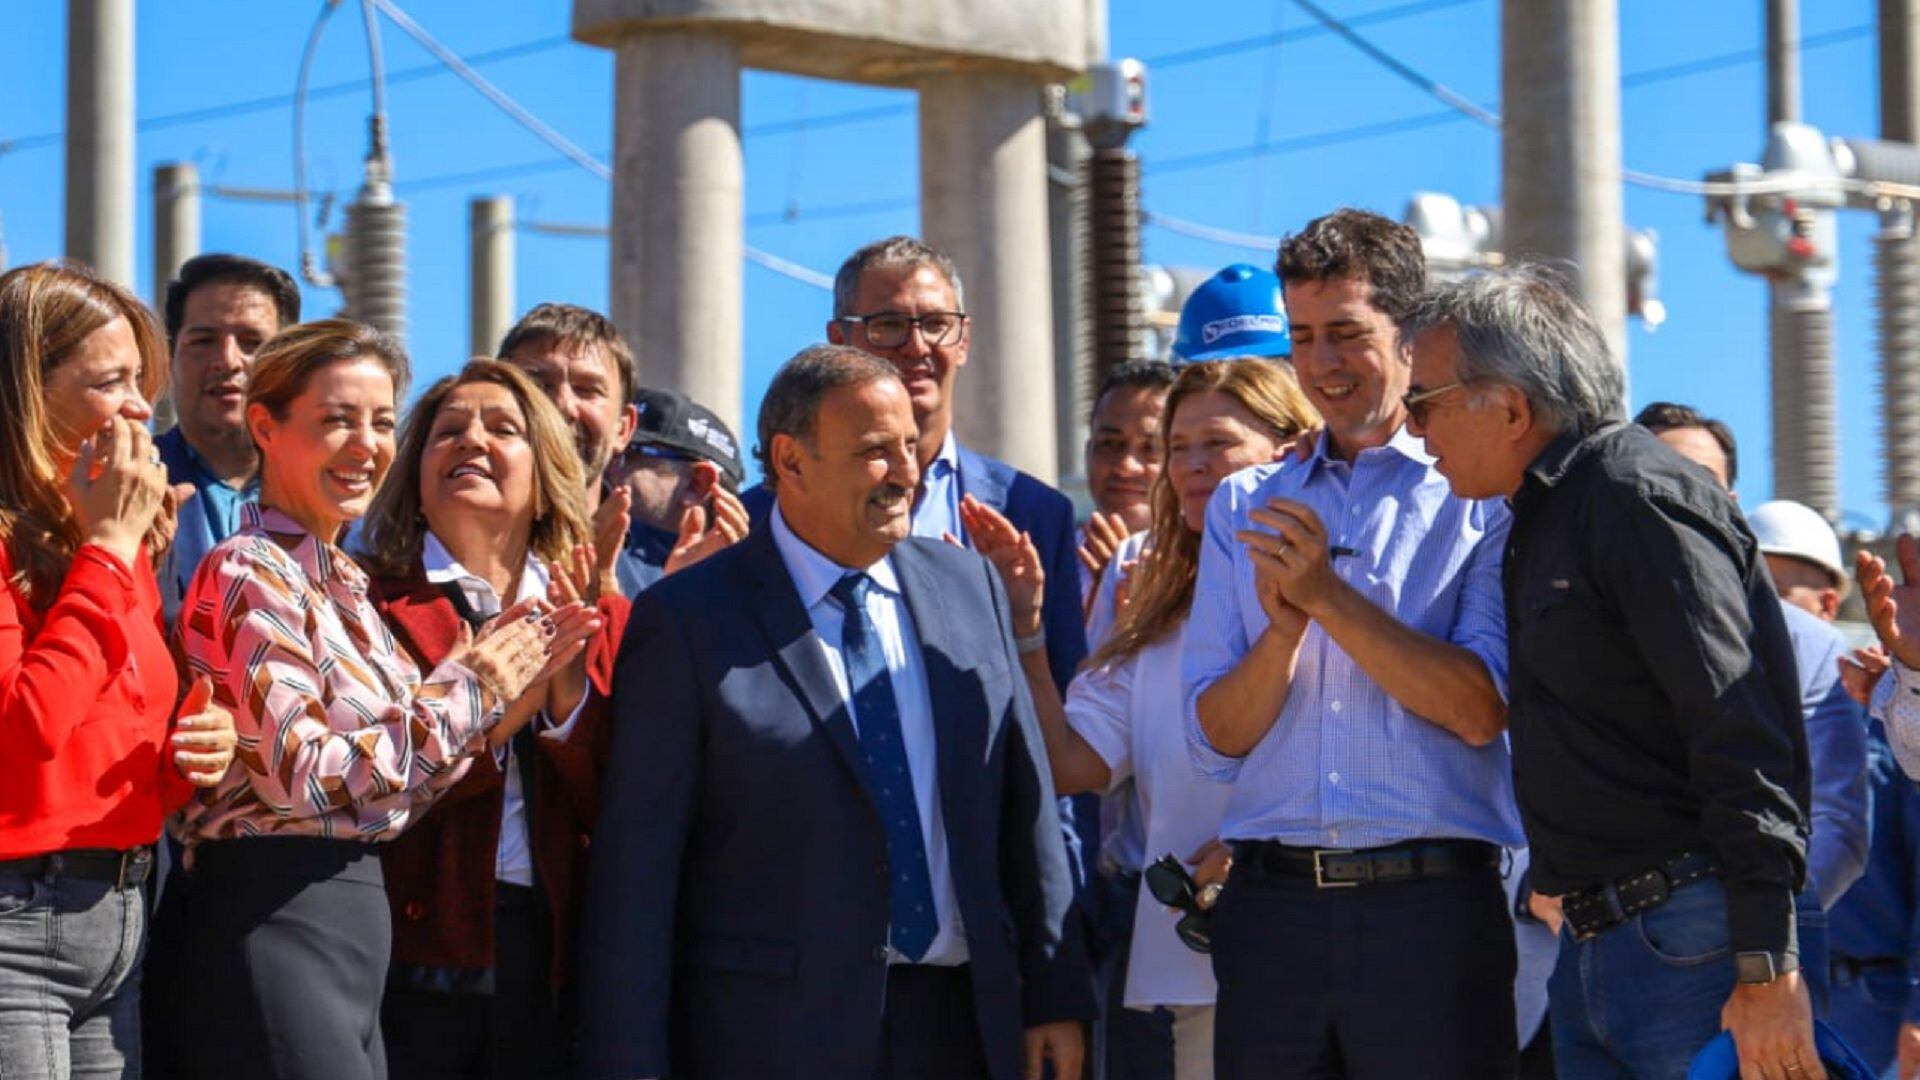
[1304,422,1435,477]
[925,435,960,480]
[769,504,902,612]
[168,428,261,496]
[244,503,370,597]
[1516,424,1611,505]
[420,531,550,610]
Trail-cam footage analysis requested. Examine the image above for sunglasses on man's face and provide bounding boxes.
[1143,854,1213,954]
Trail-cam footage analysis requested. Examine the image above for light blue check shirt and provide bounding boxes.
[1180,426,1523,849]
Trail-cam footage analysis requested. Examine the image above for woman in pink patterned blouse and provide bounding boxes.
[152,320,602,1080]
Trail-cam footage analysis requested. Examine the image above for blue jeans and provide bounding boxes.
[0,861,147,1078]
[1828,961,1907,1079]
[1550,878,1737,1080]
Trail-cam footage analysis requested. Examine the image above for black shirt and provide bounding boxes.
[1505,423,1809,956]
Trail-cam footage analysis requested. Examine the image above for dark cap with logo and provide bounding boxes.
[629,386,745,489]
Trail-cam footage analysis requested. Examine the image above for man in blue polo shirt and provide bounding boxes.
[155,254,301,621]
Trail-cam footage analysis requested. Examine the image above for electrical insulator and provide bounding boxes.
[345,179,407,345]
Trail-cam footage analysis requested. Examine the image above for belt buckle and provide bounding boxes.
[115,849,147,891]
[1313,848,1359,888]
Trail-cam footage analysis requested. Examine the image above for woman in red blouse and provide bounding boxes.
[359,359,629,1079]
[0,261,237,1078]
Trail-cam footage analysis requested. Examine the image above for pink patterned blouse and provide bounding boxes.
[174,505,503,846]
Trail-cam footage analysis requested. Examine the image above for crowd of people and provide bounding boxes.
[3,206,1920,1080]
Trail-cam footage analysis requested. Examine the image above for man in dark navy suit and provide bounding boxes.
[580,344,1092,1080]
[744,237,1098,885]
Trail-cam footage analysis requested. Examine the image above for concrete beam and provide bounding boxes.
[921,72,1057,481]
[609,30,743,431]
[574,0,1090,85]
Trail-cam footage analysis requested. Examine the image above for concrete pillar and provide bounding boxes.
[65,0,135,286]
[1500,0,1629,385]
[470,195,515,358]
[152,162,199,309]
[920,72,1059,482]
[608,31,742,430]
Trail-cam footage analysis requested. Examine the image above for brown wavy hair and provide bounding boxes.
[1090,358,1318,668]
[0,261,170,607]
[359,359,590,579]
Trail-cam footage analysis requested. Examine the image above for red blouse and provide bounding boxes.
[0,542,191,859]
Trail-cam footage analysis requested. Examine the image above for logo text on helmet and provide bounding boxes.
[1202,314,1288,344]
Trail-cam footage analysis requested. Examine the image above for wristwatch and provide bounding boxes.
[1734,950,1799,984]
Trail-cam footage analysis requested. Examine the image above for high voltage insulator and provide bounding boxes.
[344,182,408,345]
[1087,147,1147,380]
[1877,213,1920,521]
[1079,59,1149,385]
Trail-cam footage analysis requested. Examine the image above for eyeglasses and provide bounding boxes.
[838,311,968,350]
[1401,381,1465,426]
[1143,854,1213,954]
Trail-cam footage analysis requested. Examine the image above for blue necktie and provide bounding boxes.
[830,572,939,962]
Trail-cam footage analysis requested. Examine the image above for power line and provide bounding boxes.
[1143,0,1480,69]
[366,0,832,290]
[0,33,572,157]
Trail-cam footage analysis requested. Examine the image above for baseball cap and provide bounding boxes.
[1747,499,1847,595]
[628,386,745,489]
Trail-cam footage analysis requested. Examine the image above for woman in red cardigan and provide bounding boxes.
[358,359,631,1079]
[0,261,236,1077]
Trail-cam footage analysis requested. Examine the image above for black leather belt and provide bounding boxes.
[0,846,153,890]
[1232,839,1500,888]
[1560,851,1715,942]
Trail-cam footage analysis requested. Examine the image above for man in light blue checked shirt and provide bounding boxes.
[1181,209,1523,1080]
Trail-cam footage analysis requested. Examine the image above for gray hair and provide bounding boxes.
[832,236,966,318]
[1400,263,1625,436]
[754,343,903,482]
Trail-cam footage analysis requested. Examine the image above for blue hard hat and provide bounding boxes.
[1172,263,1292,363]
[1687,1020,1873,1080]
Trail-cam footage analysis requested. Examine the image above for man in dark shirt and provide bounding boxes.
[1400,265,1820,1079]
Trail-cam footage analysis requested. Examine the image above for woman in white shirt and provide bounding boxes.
[965,358,1316,1080]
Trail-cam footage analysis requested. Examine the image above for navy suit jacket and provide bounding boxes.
[743,446,1100,890]
[577,526,1094,1080]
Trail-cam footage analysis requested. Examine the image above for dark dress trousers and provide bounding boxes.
[576,528,1094,1080]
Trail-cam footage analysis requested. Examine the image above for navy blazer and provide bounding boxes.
[577,526,1094,1080]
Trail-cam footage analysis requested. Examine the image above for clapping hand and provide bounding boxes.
[956,495,1044,638]
[591,486,632,595]
[664,463,750,576]
[67,417,167,567]
[1859,537,1920,670]
[1078,511,1130,582]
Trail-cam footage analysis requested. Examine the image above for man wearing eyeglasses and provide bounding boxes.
[1181,208,1523,1079]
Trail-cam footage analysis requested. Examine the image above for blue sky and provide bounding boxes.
[0,0,1896,524]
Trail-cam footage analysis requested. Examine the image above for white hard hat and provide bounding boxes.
[1748,500,1847,595]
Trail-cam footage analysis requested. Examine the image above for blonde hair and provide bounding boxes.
[0,261,169,606]
[1090,359,1318,668]
[360,359,590,579]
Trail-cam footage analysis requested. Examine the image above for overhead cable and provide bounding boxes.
[368,0,830,289]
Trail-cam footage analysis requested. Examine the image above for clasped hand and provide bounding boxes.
[1235,498,1340,632]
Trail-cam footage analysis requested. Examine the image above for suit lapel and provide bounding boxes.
[954,443,1012,514]
[738,528,879,807]
[891,542,969,797]
[372,567,463,668]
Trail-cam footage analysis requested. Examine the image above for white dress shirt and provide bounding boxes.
[1067,619,1227,1008]
[421,533,581,888]
[769,506,967,965]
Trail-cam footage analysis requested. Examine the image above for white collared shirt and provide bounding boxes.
[769,506,967,965]
[421,533,578,889]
